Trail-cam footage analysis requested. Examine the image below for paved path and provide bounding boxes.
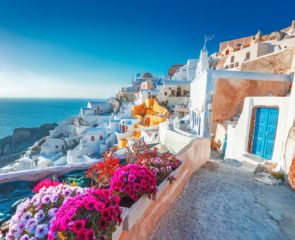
[150,159,295,240]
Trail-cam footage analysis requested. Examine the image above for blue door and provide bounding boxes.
[252,108,278,160]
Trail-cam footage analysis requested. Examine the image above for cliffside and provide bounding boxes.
[0,123,57,168]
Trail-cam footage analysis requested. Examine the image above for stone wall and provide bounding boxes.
[212,78,291,134]
[240,47,295,74]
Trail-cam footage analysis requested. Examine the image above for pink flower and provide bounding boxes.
[49,188,121,239]
[128,174,136,182]
[133,183,141,193]
[32,178,60,193]
[94,202,105,211]
[77,230,87,240]
[71,219,86,233]
[84,197,96,211]
[110,164,157,201]
[85,229,96,240]
[140,179,147,189]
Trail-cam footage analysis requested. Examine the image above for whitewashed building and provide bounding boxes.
[156,80,191,107]
[189,48,291,138]
[225,74,295,174]
[171,59,197,81]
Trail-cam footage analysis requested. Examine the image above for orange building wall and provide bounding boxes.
[212,78,291,133]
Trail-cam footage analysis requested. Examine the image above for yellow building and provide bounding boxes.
[132,98,169,127]
[116,99,169,149]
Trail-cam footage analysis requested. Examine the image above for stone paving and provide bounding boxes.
[150,158,295,240]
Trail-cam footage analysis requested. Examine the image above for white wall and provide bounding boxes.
[222,42,274,70]
[63,125,77,138]
[186,59,198,81]
[81,115,111,125]
[159,122,195,154]
[189,71,210,137]
[87,101,113,114]
[225,96,290,167]
[86,134,101,156]
[41,137,65,154]
[281,74,295,173]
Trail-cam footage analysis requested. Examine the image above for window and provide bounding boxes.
[230,56,234,63]
[245,52,250,60]
[55,145,58,149]
[100,135,103,140]
[230,64,234,68]
[164,91,167,96]
[91,136,95,141]
[225,49,229,55]
[183,90,188,96]
[176,87,181,97]
[171,90,175,96]
[235,62,239,67]
[225,65,229,69]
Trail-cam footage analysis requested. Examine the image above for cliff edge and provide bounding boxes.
[0,123,57,168]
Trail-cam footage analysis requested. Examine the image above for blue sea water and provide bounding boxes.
[0,98,100,139]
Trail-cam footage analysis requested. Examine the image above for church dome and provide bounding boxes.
[141,72,153,79]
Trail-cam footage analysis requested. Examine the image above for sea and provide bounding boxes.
[0,98,104,139]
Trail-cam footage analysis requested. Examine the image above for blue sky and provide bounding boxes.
[0,0,294,98]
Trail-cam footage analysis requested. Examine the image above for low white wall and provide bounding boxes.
[0,159,102,184]
[225,96,290,169]
[159,122,195,154]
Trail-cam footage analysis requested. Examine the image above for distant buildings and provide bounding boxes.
[156,80,190,108]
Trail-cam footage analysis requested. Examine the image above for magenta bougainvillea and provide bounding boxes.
[110,164,157,201]
[48,188,122,240]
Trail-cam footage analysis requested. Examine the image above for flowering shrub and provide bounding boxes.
[6,184,85,240]
[110,164,157,201]
[48,188,121,240]
[288,156,295,190]
[32,178,60,193]
[86,155,120,188]
[125,139,149,164]
[137,150,182,184]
